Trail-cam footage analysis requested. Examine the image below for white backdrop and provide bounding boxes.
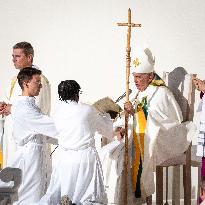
[1,0,205,104]
[0,0,205,202]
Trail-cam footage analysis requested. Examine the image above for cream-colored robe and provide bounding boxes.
[100,85,190,204]
[139,85,189,198]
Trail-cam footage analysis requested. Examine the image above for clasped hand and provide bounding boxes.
[0,102,11,116]
[124,101,134,116]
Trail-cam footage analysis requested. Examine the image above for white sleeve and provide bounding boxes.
[12,101,58,145]
[91,107,113,138]
[26,105,58,138]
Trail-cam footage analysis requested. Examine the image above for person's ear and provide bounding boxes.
[148,73,154,82]
[74,93,79,102]
[27,54,33,63]
[23,81,29,88]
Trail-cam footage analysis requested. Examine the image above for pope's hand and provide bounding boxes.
[124,101,134,116]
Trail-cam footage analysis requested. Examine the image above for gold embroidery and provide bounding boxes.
[9,77,17,100]
[133,58,141,67]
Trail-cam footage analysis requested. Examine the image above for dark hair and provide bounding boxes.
[58,80,81,102]
[13,41,34,57]
[17,67,42,89]
[106,110,119,119]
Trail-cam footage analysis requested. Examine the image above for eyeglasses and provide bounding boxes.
[31,81,42,85]
[26,80,42,86]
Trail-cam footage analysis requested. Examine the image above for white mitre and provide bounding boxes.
[131,48,155,74]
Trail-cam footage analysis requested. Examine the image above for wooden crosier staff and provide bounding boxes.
[117,8,141,205]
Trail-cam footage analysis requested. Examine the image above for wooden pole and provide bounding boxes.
[117,8,141,205]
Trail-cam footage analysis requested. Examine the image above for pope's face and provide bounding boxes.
[25,74,42,96]
[133,73,153,91]
[12,48,32,69]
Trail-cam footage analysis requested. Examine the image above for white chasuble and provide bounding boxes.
[99,85,190,203]
[139,85,189,198]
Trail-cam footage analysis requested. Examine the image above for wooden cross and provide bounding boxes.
[117,8,141,205]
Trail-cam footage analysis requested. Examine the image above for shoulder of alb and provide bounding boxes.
[10,75,17,83]
[41,74,50,85]
[157,86,177,103]
[80,103,94,112]
[157,86,172,95]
